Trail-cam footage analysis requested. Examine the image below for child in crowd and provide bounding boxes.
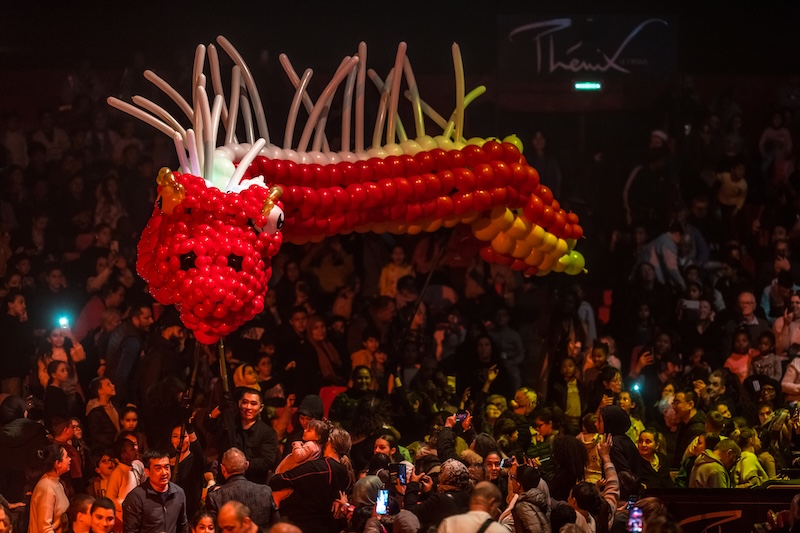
[273,419,331,507]
[751,331,783,382]
[617,390,646,444]
[683,347,711,383]
[378,245,414,298]
[88,451,115,498]
[725,328,758,383]
[371,346,394,396]
[350,328,380,370]
[577,413,603,484]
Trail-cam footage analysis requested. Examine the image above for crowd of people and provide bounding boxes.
[4,57,800,533]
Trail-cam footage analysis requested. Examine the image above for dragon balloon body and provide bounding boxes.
[110,37,586,344]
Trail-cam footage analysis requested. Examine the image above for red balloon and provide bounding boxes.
[490,161,512,187]
[431,149,450,172]
[345,183,367,207]
[437,170,456,193]
[312,164,331,187]
[378,178,398,202]
[453,192,474,215]
[394,178,413,203]
[385,155,404,177]
[540,205,555,227]
[415,151,435,173]
[405,203,423,222]
[400,154,420,176]
[523,195,544,222]
[421,199,438,218]
[390,203,407,220]
[412,176,428,199]
[424,174,441,197]
[454,168,476,192]
[567,212,580,224]
[356,160,374,182]
[482,140,505,162]
[538,184,554,205]
[318,189,335,213]
[435,196,454,218]
[339,162,360,185]
[553,210,566,232]
[572,224,584,239]
[327,164,343,187]
[364,182,385,208]
[479,247,496,263]
[474,163,495,189]
[503,142,522,164]
[449,149,466,169]
[463,144,488,167]
[372,158,390,179]
[490,187,508,206]
[331,187,350,212]
[473,190,492,211]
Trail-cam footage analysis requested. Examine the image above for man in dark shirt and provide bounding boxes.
[275,306,321,399]
[105,303,154,404]
[673,389,707,467]
[122,450,188,533]
[207,447,278,528]
[208,389,278,484]
[0,290,34,395]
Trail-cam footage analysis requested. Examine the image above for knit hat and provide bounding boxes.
[599,405,631,436]
[438,459,471,492]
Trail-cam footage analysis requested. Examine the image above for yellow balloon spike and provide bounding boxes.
[261,185,283,216]
[541,233,558,253]
[472,218,501,241]
[490,207,515,232]
[554,238,569,257]
[528,225,546,246]
[491,232,515,256]
[511,238,534,259]
[507,217,532,240]
[155,167,185,215]
[502,134,524,154]
[524,248,545,266]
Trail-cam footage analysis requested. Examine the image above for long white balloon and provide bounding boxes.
[216,36,270,145]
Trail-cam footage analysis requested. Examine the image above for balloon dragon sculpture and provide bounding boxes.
[108,36,586,346]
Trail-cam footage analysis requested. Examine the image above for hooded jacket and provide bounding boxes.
[508,488,551,533]
[599,406,640,478]
[283,395,324,457]
[689,450,731,488]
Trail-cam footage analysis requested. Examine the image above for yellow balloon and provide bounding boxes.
[472,218,501,241]
[541,233,558,252]
[467,137,487,147]
[554,253,571,273]
[490,206,514,231]
[407,223,424,235]
[539,253,557,271]
[507,216,531,240]
[524,248,545,266]
[502,134,524,154]
[528,225,546,246]
[443,215,461,228]
[554,238,569,257]
[491,232,516,256]
[511,238,534,259]
[422,219,443,232]
[566,238,577,251]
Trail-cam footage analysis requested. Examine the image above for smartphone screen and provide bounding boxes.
[627,506,643,533]
[455,409,467,422]
[500,457,512,468]
[376,489,389,515]
[389,463,407,485]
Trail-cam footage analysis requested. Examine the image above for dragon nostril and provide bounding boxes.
[247,219,258,232]
[227,254,244,271]
[179,251,197,270]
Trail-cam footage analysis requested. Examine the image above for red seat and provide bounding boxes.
[319,385,347,418]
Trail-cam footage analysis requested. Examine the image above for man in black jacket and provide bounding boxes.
[0,290,34,395]
[673,389,707,467]
[207,447,278,528]
[207,388,278,484]
[122,450,188,533]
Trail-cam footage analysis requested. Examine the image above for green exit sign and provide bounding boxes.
[574,81,602,91]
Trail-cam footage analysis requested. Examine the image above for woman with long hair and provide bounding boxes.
[549,434,589,501]
[29,444,71,533]
[637,428,674,489]
[43,360,71,427]
[307,315,345,385]
[37,325,85,416]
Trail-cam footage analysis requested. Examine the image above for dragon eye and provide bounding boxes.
[250,205,285,236]
[265,206,285,234]
[227,254,243,272]
[179,251,197,271]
